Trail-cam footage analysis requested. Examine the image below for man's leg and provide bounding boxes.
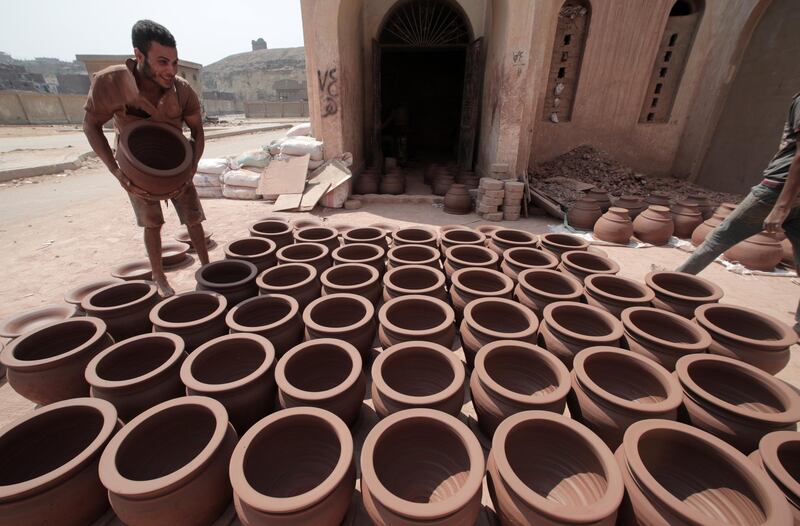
[779,207,800,335]
[144,225,174,297]
[187,222,210,265]
[174,184,208,266]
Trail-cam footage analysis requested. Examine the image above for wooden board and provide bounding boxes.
[298,182,332,212]
[272,193,303,212]
[257,154,309,197]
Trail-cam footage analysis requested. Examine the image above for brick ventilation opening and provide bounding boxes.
[543,1,591,123]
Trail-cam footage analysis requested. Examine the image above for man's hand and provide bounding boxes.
[113,167,152,199]
[764,205,789,234]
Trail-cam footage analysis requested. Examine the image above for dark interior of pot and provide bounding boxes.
[552,304,615,337]
[456,270,508,292]
[393,245,436,262]
[253,221,291,235]
[327,265,373,286]
[702,307,784,341]
[397,229,434,243]
[12,320,98,361]
[298,228,337,242]
[373,417,470,503]
[201,262,253,284]
[127,125,186,171]
[388,267,440,290]
[522,272,580,295]
[451,246,492,263]
[348,227,383,241]
[651,273,715,298]
[505,419,608,507]
[158,294,220,323]
[90,282,150,308]
[244,415,340,498]
[543,234,584,248]
[96,336,177,381]
[628,310,701,344]
[381,347,455,397]
[284,343,353,392]
[337,245,380,261]
[191,338,266,384]
[508,248,554,267]
[233,297,292,327]
[592,276,647,299]
[777,442,800,484]
[282,244,324,261]
[565,253,613,272]
[496,230,535,244]
[484,345,559,396]
[687,361,786,414]
[472,302,531,333]
[386,299,447,330]
[445,230,481,243]
[229,238,273,257]
[309,297,367,328]
[582,352,667,403]
[637,428,766,524]
[261,265,312,287]
[115,404,216,481]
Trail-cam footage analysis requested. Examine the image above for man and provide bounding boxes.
[676,92,800,333]
[83,19,208,297]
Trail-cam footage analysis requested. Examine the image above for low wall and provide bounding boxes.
[0,91,86,124]
[244,101,309,118]
[203,98,238,116]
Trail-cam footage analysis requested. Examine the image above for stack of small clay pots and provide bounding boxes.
[354,166,380,195]
[380,166,405,195]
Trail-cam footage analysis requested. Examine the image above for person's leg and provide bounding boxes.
[144,225,174,297]
[174,184,209,265]
[187,222,210,265]
[779,206,800,336]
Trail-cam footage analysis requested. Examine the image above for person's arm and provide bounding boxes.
[82,113,149,197]
[764,148,800,234]
[184,111,204,172]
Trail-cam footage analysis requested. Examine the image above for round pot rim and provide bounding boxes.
[491,410,624,522]
[226,294,299,334]
[451,268,514,297]
[81,280,158,314]
[463,298,539,339]
[392,227,437,245]
[561,250,621,275]
[180,333,275,392]
[64,278,124,306]
[378,295,455,337]
[150,290,228,330]
[294,227,339,247]
[360,408,484,520]
[584,274,655,304]
[256,262,317,291]
[1,317,108,369]
[474,340,570,405]
[276,242,330,264]
[196,260,258,290]
[675,354,800,424]
[441,229,486,246]
[118,120,192,177]
[387,244,440,266]
[343,227,386,243]
[85,332,185,390]
[543,301,624,342]
[503,247,559,269]
[758,431,800,499]
[694,303,796,349]
[331,244,385,266]
[275,338,363,401]
[0,397,118,501]
[383,265,446,295]
[573,346,683,413]
[517,269,583,300]
[303,293,375,335]
[229,406,353,514]
[621,307,711,351]
[321,263,380,293]
[99,396,230,497]
[223,236,277,261]
[444,245,499,267]
[249,219,292,237]
[490,228,538,246]
[0,303,79,339]
[644,271,724,303]
[539,233,590,251]
[371,341,465,406]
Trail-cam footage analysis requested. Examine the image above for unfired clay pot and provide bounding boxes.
[443,245,499,281]
[256,263,320,311]
[686,193,715,219]
[671,201,704,239]
[724,232,784,271]
[331,243,385,274]
[781,238,795,267]
[150,291,228,352]
[632,205,674,245]
[0,398,119,526]
[229,407,356,526]
[181,333,276,434]
[64,278,123,314]
[224,237,277,272]
[99,396,238,526]
[85,332,186,422]
[0,303,78,339]
[443,184,472,214]
[226,294,303,358]
[378,295,456,349]
[380,173,405,195]
[584,274,655,317]
[360,408,485,526]
[386,244,441,271]
[81,280,159,341]
[615,195,646,218]
[749,431,800,524]
[449,267,515,320]
[540,301,624,368]
[249,219,293,249]
[382,264,448,302]
[568,346,683,449]
[392,227,437,248]
[538,233,590,258]
[294,226,340,253]
[488,410,624,526]
[514,268,584,318]
[116,120,192,197]
[567,197,603,230]
[371,341,465,418]
[716,201,739,217]
[321,263,381,305]
[196,260,259,307]
[559,250,620,282]
[355,171,380,194]
[500,247,559,281]
[470,341,570,436]
[645,191,672,207]
[691,212,724,247]
[440,228,485,251]
[342,226,389,250]
[645,271,723,318]
[586,187,612,212]
[594,207,634,244]
[276,242,332,275]
[488,228,539,256]
[460,298,539,369]
[303,293,376,362]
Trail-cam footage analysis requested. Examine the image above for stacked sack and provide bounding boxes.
[192,158,229,198]
[222,149,271,201]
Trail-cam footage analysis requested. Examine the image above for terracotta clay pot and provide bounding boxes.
[675,353,800,454]
[275,338,366,426]
[715,201,739,217]
[621,306,712,371]
[538,233,589,258]
[224,237,277,272]
[380,173,405,195]
[559,250,620,282]
[276,242,332,275]
[584,274,655,317]
[331,243,385,274]
[645,191,672,207]
[568,346,683,449]
[361,408,485,526]
[781,238,795,267]
[690,212,724,247]
[81,280,159,341]
[249,219,293,249]
[615,195,646,218]
[489,410,624,526]
[175,229,214,250]
[160,242,190,267]
[303,293,376,362]
[371,341,465,418]
[443,245,499,281]
[500,247,559,281]
[84,332,185,422]
[99,396,238,526]
[724,232,784,271]
[150,291,228,352]
[594,207,634,245]
[292,218,325,231]
[294,226,340,253]
[685,193,715,219]
[181,333,276,434]
[443,184,472,214]
[229,407,356,526]
[645,271,723,318]
[439,228,485,251]
[695,303,796,375]
[386,244,441,271]
[514,268,584,318]
[586,187,612,212]
[64,278,123,314]
[116,120,192,197]
[671,201,704,239]
[433,176,455,196]
[0,398,119,526]
[0,303,79,339]
[226,294,303,358]
[321,263,381,305]
[617,419,793,526]
[342,226,389,250]
[110,259,152,281]
[540,301,624,368]
[567,197,603,230]
[256,262,320,311]
[196,260,259,308]
[355,171,380,194]
[382,264,448,302]
[488,228,539,256]
[460,298,539,369]
[450,267,515,321]
[749,431,800,524]
[476,224,503,239]
[378,295,456,349]
[470,341,570,436]
[392,227,438,248]
[632,205,674,245]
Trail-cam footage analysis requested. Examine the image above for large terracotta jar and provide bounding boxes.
[781,238,795,267]
[331,243,385,274]
[224,237,277,272]
[443,183,472,214]
[196,260,259,307]
[559,250,620,282]
[594,207,634,244]
[1,317,113,405]
[443,245,499,281]
[0,398,119,526]
[380,173,405,194]
[645,271,723,317]
[342,226,389,250]
[249,219,293,249]
[0,303,79,340]
[386,244,441,271]
[749,431,800,524]
[690,212,725,246]
[81,280,159,341]
[294,226,340,253]
[584,274,655,317]
[378,295,456,349]
[361,408,485,526]
[568,346,683,449]
[229,407,356,526]
[515,268,584,318]
[383,264,448,302]
[303,293,376,362]
[276,242,332,274]
[645,191,672,207]
[181,333,276,434]
[150,291,228,352]
[632,205,674,245]
[621,306,712,371]
[85,332,186,422]
[355,170,380,194]
[488,410,624,526]
[685,193,715,219]
[488,228,539,256]
[392,227,438,247]
[65,277,123,315]
[615,195,646,218]
[538,232,590,258]
[440,227,485,252]
[724,232,784,271]
[675,354,800,453]
[567,197,603,229]
[540,301,624,368]
[460,298,539,369]
[500,247,559,282]
[470,341,570,436]
[99,396,238,526]
[226,294,303,358]
[586,187,612,212]
[371,341,465,418]
[671,201,704,239]
[616,419,793,526]
[450,267,515,321]
[256,262,320,311]
[715,201,739,217]
[321,263,381,305]
[116,120,192,196]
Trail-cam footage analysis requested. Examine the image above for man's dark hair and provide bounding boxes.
[132,20,176,55]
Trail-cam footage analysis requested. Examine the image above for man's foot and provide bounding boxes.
[153,274,175,298]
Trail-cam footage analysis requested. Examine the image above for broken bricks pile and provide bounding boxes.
[476,178,525,221]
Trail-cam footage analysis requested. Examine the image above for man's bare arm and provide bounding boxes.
[82,113,117,172]
[764,148,800,234]
[185,112,204,171]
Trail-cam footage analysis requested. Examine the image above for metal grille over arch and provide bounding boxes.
[379,0,472,47]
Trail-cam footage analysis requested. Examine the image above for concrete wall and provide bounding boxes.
[203,98,238,116]
[0,90,86,124]
[244,101,309,118]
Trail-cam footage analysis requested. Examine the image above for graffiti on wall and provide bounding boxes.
[317,68,338,118]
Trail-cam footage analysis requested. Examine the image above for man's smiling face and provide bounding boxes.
[136,41,178,89]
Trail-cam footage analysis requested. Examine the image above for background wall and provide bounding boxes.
[0,90,86,124]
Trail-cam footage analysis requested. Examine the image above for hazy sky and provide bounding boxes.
[0,0,305,66]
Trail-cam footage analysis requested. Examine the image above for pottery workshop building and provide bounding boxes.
[299,0,799,194]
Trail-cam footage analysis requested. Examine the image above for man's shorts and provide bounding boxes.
[128,184,206,228]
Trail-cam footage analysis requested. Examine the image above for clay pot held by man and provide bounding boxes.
[487,228,539,256]
[378,295,456,349]
[724,232,784,271]
[584,274,655,317]
[538,232,590,258]
[382,264,448,302]
[99,396,238,526]
[632,205,674,245]
[276,242,332,275]
[614,195,646,218]
[594,207,634,245]
[749,431,800,524]
[567,197,603,230]
[196,260,259,307]
[671,201,704,239]
[559,250,620,282]
[439,227,485,252]
[489,410,624,526]
[342,226,390,250]
[361,408,485,526]
[294,226,340,253]
[568,346,683,449]
[321,263,381,305]
[392,226,438,247]
[443,245,499,281]
[229,407,356,526]
[386,244,441,271]
[460,298,539,369]
[150,291,228,352]
[0,398,119,526]
[116,120,193,196]
[500,247,559,281]
[64,278,124,314]
[371,341,465,418]
[443,183,473,214]
[256,263,320,311]
[249,219,294,249]
[645,270,723,318]
[331,243,385,274]
[303,293,376,363]
[81,280,160,341]
[690,212,725,246]
[540,301,624,368]
[514,268,584,318]
[224,237,277,272]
